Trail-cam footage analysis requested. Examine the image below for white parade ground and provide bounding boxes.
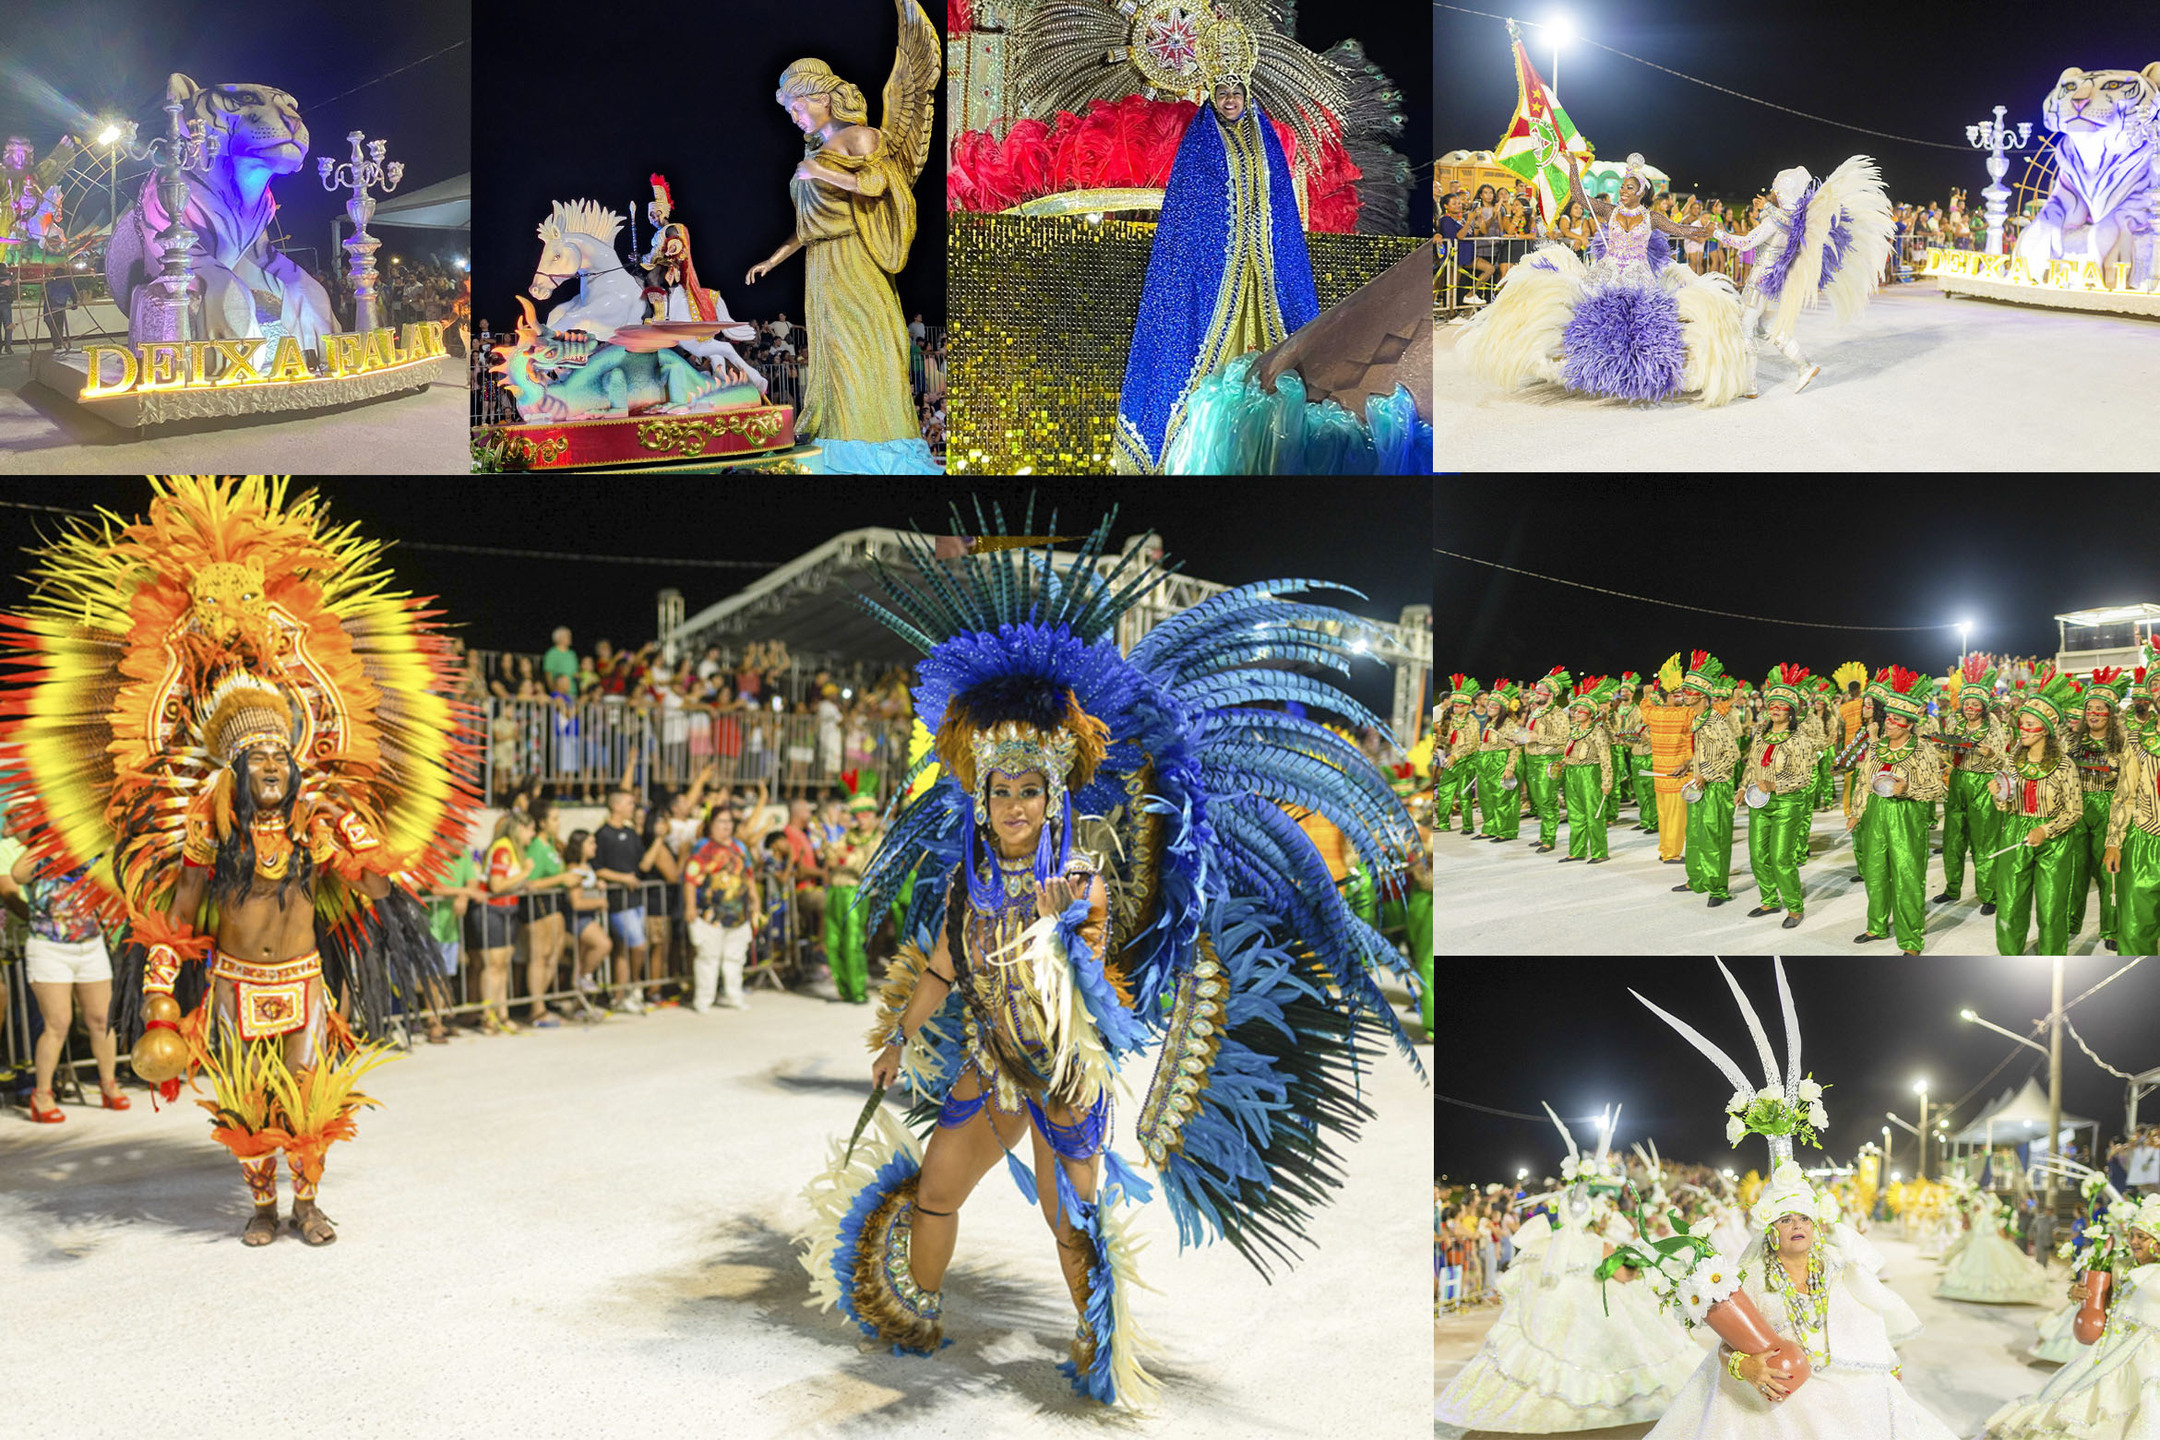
[1435,278,2160,470]
[1435,802,2118,955]
[0,984,1427,1438]
[1436,1229,2067,1438]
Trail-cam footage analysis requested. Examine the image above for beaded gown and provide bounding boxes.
[1986,1262,2160,1439]
[1435,1193,1703,1432]
[1643,1226,1959,1440]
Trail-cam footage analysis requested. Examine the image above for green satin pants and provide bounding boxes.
[824,882,868,1000]
[2119,828,2160,956]
[1523,756,1561,848]
[1629,752,1659,833]
[1344,866,1378,929]
[1683,780,1736,899]
[1407,887,1433,1033]
[1992,826,2076,955]
[1435,764,1474,835]
[1939,768,2001,903]
[1856,796,1929,951]
[2066,789,2115,941]
[1813,750,1834,810]
[1562,765,1609,859]
[1604,761,1625,823]
[1748,789,1808,913]
[1476,751,1522,838]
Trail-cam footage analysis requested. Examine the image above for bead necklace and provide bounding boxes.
[1765,1244,1830,1366]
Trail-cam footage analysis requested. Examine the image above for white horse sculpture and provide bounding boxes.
[529,199,768,393]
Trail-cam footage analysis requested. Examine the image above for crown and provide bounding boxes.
[969,720,1081,799]
[1200,9,1258,93]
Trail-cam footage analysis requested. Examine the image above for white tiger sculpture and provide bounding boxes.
[105,74,336,349]
[2012,63,2160,289]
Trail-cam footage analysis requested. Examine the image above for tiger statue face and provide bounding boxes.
[188,558,271,646]
[2041,65,2160,135]
[171,74,310,176]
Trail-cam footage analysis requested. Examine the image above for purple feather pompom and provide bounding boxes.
[1560,275,1686,402]
[1754,184,1816,300]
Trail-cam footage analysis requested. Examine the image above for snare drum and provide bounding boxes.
[1871,771,1898,797]
[1992,772,2014,804]
[1681,781,1704,804]
[1744,783,1771,809]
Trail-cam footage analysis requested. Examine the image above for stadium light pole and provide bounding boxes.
[1548,14,1576,94]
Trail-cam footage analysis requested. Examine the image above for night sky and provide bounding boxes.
[0,0,470,270]
[1436,479,2155,689]
[469,0,943,338]
[1439,957,2160,1183]
[1434,0,2154,212]
[0,479,1428,721]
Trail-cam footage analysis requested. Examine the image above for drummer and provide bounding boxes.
[1557,676,1619,865]
[1473,682,1525,842]
[1846,667,1949,954]
[1744,666,1821,931]
[1670,651,1740,909]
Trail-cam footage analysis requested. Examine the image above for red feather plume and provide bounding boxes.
[2092,666,2124,686]
[1449,672,1467,690]
[1689,649,1709,670]
[1885,665,1921,695]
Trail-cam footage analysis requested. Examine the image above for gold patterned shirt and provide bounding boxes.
[1521,703,1567,756]
[1560,722,1614,794]
[1744,730,1817,795]
[1440,708,1481,768]
[2066,733,2123,794]
[1475,713,1520,777]
[1856,732,1949,807]
[2106,733,2160,848]
[1993,750,2083,843]
[1686,708,1739,785]
[1939,713,2008,772]
[1611,702,1652,757]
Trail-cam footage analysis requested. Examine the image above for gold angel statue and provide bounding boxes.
[748,0,941,472]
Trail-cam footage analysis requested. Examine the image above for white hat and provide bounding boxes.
[1772,166,1813,208]
[1752,1159,1840,1228]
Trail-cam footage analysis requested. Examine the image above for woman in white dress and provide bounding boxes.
[1625,960,1965,1440]
[1435,1106,1703,1432]
[1937,1190,2052,1305]
[1985,1197,2160,1439]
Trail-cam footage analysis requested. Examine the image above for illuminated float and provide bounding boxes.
[28,73,446,429]
[1934,63,2160,318]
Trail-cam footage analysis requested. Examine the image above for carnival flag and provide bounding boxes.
[1494,19,1593,224]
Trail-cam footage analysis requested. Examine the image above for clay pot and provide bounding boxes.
[1706,1291,1812,1397]
[2073,1270,2112,1346]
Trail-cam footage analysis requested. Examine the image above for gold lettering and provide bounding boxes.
[2110,262,2130,292]
[80,345,138,398]
[2049,258,2079,290]
[140,343,183,390]
[2078,260,2102,291]
[212,339,265,386]
[1979,253,2007,280]
[324,333,365,376]
[2006,256,2038,285]
[264,335,311,383]
[359,328,398,373]
[186,341,220,387]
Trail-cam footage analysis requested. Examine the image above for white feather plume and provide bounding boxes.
[1543,1099,1581,1165]
[1456,243,1585,393]
[1770,154,1894,341]
[1666,265,1751,406]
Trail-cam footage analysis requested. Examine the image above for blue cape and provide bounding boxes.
[1115,101,1319,473]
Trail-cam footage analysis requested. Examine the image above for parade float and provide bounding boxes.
[26,73,447,430]
[1929,63,2160,318]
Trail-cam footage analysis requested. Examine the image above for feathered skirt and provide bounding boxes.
[1457,246,1752,407]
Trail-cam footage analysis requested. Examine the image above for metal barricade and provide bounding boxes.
[480,697,906,805]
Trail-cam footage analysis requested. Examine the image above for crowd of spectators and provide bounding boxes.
[1438,176,2001,310]
[468,627,916,804]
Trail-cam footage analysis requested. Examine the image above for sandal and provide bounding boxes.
[479,1013,506,1036]
[28,1089,64,1123]
[99,1083,132,1111]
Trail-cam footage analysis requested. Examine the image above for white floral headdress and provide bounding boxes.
[1632,958,1835,1229]
[1544,1100,1623,1187]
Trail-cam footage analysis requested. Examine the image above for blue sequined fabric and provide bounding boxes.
[1114,101,1320,473]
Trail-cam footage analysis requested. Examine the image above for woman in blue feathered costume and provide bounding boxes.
[797,503,1425,1408]
[1113,77,1319,474]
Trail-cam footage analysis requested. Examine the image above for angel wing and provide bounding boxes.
[879,0,940,188]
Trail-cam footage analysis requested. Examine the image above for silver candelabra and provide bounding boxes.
[115,77,224,344]
[1964,106,2032,257]
[319,131,404,334]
